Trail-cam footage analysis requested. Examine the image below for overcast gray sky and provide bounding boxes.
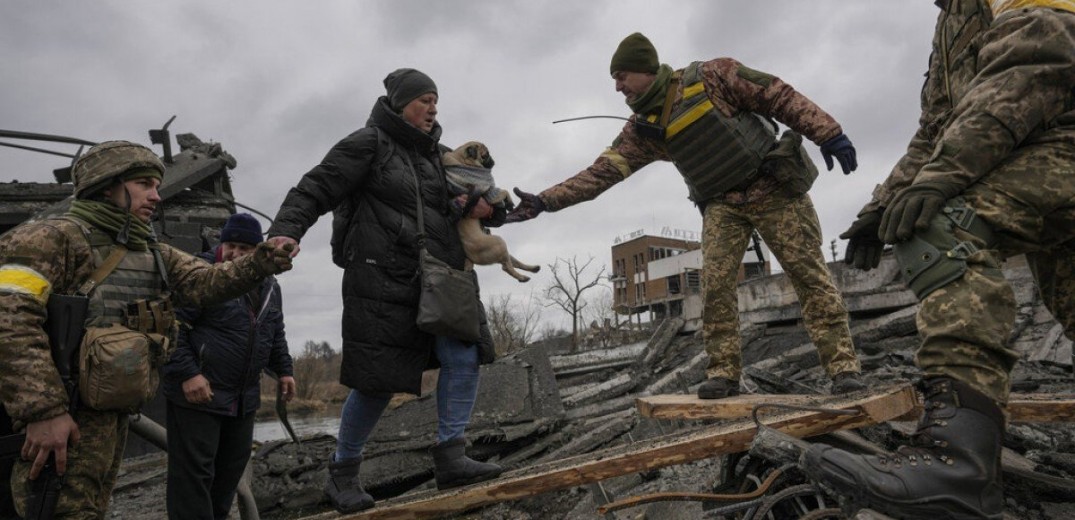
[2,1,939,354]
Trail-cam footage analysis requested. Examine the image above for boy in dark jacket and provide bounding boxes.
[162,213,296,520]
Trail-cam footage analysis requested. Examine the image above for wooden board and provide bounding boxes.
[1004,394,1075,423]
[636,393,825,420]
[301,384,916,520]
[636,391,1075,424]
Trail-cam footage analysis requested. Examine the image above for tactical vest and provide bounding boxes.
[60,217,176,412]
[77,226,163,328]
[653,62,777,203]
[55,216,174,335]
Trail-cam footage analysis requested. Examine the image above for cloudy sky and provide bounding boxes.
[2,1,939,354]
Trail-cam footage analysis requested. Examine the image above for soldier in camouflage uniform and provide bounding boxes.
[806,2,1075,518]
[506,32,865,399]
[0,141,292,519]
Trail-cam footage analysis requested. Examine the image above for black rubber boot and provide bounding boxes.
[831,371,868,394]
[431,437,503,490]
[697,377,740,399]
[803,377,1005,520]
[323,455,375,513]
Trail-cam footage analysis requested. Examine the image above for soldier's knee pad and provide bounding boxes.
[894,199,995,299]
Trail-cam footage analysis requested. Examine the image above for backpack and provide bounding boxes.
[330,127,395,268]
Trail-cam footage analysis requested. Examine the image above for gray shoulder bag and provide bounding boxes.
[403,152,482,342]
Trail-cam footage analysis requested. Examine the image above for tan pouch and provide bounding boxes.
[78,324,161,412]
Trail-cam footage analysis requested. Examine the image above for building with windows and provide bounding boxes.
[609,229,769,330]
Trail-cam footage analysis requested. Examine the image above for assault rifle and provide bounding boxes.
[20,293,90,519]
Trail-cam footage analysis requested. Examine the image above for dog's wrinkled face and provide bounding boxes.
[465,142,494,169]
[448,141,494,169]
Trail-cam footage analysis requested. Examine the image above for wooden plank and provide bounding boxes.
[300,384,916,520]
[636,393,822,420]
[636,391,1075,424]
[1006,394,1075,423]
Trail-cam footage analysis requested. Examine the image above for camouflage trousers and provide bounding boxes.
[916,142,1075,404]
[702,190,860,380]
[11,408,128,520]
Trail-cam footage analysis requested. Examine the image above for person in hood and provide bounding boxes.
[162,212,296,520]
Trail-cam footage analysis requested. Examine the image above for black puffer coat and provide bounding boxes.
[268,97,493,395]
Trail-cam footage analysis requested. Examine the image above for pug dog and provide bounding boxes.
[442,141,541,282]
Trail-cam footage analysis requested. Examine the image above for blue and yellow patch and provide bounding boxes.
[0,264,52,304]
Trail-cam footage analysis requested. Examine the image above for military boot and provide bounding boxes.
[431,437,503,490]
[803,377,1005,520]
[831,371,868,394]
[697,377,740,399]
[323,456,375,513]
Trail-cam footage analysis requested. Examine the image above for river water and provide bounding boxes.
[252,404,343,442]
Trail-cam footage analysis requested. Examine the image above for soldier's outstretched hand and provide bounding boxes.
[504,188,546,224]
[819,133,858,175]
[253,241,295,275]
[267,236,301,258]
[23,413,80,478]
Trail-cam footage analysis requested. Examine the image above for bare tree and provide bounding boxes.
[291,340,338,400]
[544,256,607,351]
[582,286,617,348]
[485,292,542,356]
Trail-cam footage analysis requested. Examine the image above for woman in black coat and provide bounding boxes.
[266,68,502,513]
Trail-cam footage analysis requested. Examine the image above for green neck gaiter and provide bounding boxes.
[627,64,673,116]
[68,200,154,251]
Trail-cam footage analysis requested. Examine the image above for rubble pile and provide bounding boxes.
[108,254,1074,519]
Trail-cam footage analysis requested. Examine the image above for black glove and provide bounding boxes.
[878,181,961,243]
[819,133,858,175]
[504,188,546,224]
[840,210,884,271]
[252,242,294,276]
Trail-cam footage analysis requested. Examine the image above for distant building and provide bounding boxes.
[610,230,769,330]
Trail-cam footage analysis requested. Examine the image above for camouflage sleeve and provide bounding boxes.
[162,244,264,309]
[538,122,667,212]
[698,58,843,145]
[0,223,86,427]
[913,9,1075,189]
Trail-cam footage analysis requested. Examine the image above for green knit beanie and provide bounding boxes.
[609,32,659,75]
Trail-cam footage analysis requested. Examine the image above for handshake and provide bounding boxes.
[252,239,298,276]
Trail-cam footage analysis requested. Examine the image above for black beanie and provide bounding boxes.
[609,32,659,75]
[220,213,262,246]
[384,68,438,112]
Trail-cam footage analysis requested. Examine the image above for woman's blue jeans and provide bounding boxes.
[334,336,480,461]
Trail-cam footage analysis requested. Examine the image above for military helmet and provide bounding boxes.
[72,140,165,199]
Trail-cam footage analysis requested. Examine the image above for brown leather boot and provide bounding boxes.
[803,377,1004,519]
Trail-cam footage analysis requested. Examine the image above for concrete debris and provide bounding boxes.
[106,252,1073,520]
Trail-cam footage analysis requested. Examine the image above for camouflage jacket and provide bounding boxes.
[0,217,268,428]
[862,0,1075,213]
[539,57,843,211]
